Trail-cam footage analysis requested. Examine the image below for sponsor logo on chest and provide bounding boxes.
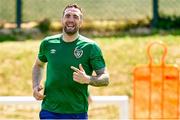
[50,49,56,54]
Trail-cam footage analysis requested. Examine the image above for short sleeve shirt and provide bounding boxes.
[38,34,106,113]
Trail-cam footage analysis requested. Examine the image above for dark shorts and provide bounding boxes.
[39,109,88,119]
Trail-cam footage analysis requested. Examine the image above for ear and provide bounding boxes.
[60,17,63,24]
[79,17,83,27]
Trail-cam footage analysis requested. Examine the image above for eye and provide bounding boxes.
[65,14,71,18]
[73,15,79,19]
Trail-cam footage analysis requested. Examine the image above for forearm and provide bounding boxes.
[89,73,109,87]
[71,65,109,87]
[32,65,44,89]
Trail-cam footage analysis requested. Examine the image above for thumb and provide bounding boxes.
[79,64,84,72]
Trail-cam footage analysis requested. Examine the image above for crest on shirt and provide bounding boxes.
[74,48,83,58]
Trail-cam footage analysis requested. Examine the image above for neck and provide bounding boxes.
[62,32,79,42]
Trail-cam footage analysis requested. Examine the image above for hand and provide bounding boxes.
[88,95,93,105]
[71,64,90,84]
[33,85,45,100]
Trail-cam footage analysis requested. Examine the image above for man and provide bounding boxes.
[32,4,109,119]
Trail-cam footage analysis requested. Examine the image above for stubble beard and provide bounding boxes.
[64,26,79,35]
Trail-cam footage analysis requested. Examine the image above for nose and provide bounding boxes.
[67,16,74,22]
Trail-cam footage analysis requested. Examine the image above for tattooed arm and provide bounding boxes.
[71,64,109,87]
[32,58,46,100]
[89,68,109,87]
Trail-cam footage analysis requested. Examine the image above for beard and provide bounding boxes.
[63,26,79,35]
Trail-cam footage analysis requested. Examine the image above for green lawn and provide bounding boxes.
[1,0,180,22]
[0,34,180,96]
[0,34,180,119]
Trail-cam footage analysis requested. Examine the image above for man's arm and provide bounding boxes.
[71,64,109,87]
[89,68,109,87]
[32,58,46,100]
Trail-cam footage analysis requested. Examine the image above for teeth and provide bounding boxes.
[67,24,74,27]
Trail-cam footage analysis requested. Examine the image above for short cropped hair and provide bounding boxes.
[63,4,82,15]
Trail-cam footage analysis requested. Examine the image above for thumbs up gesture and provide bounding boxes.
[71,64,90,84]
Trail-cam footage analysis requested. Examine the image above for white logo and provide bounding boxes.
[50,49,56,54]
[74,48,83,58]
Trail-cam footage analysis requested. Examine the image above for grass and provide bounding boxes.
[0,34,180,119]
[1,0,180,22]
[0,0,150,22]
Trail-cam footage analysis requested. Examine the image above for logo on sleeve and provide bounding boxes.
[74,48,83,58]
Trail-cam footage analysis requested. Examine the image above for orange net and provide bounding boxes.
[133,42,179,119]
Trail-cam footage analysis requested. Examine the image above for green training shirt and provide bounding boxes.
[38,34,106,114]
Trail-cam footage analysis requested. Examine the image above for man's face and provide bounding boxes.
[62,7,82,35]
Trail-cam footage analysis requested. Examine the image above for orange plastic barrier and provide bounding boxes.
[133,42,179,119]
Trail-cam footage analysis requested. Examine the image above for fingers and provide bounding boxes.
[33,86,45,100]
[79,64,84,72]
[73,72,77,79]
[73,72,80,81]
[34,91,45,100]
[71,66,80,73]
[71,64,84,72]
[38,85,43,91]
[73,70,83,83]
[71,64,89,84]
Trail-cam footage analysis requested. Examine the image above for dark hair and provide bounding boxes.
[63,4,82,15]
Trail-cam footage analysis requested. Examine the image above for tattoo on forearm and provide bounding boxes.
[89,74,109,86]
[32,65,44,89]
[89,68,109,87]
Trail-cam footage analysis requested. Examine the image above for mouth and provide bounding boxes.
[66,26,75,29]
[66,23,75,29]
[64,22,78,34]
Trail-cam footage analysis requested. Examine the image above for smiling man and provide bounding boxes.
[32,4,109,119]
